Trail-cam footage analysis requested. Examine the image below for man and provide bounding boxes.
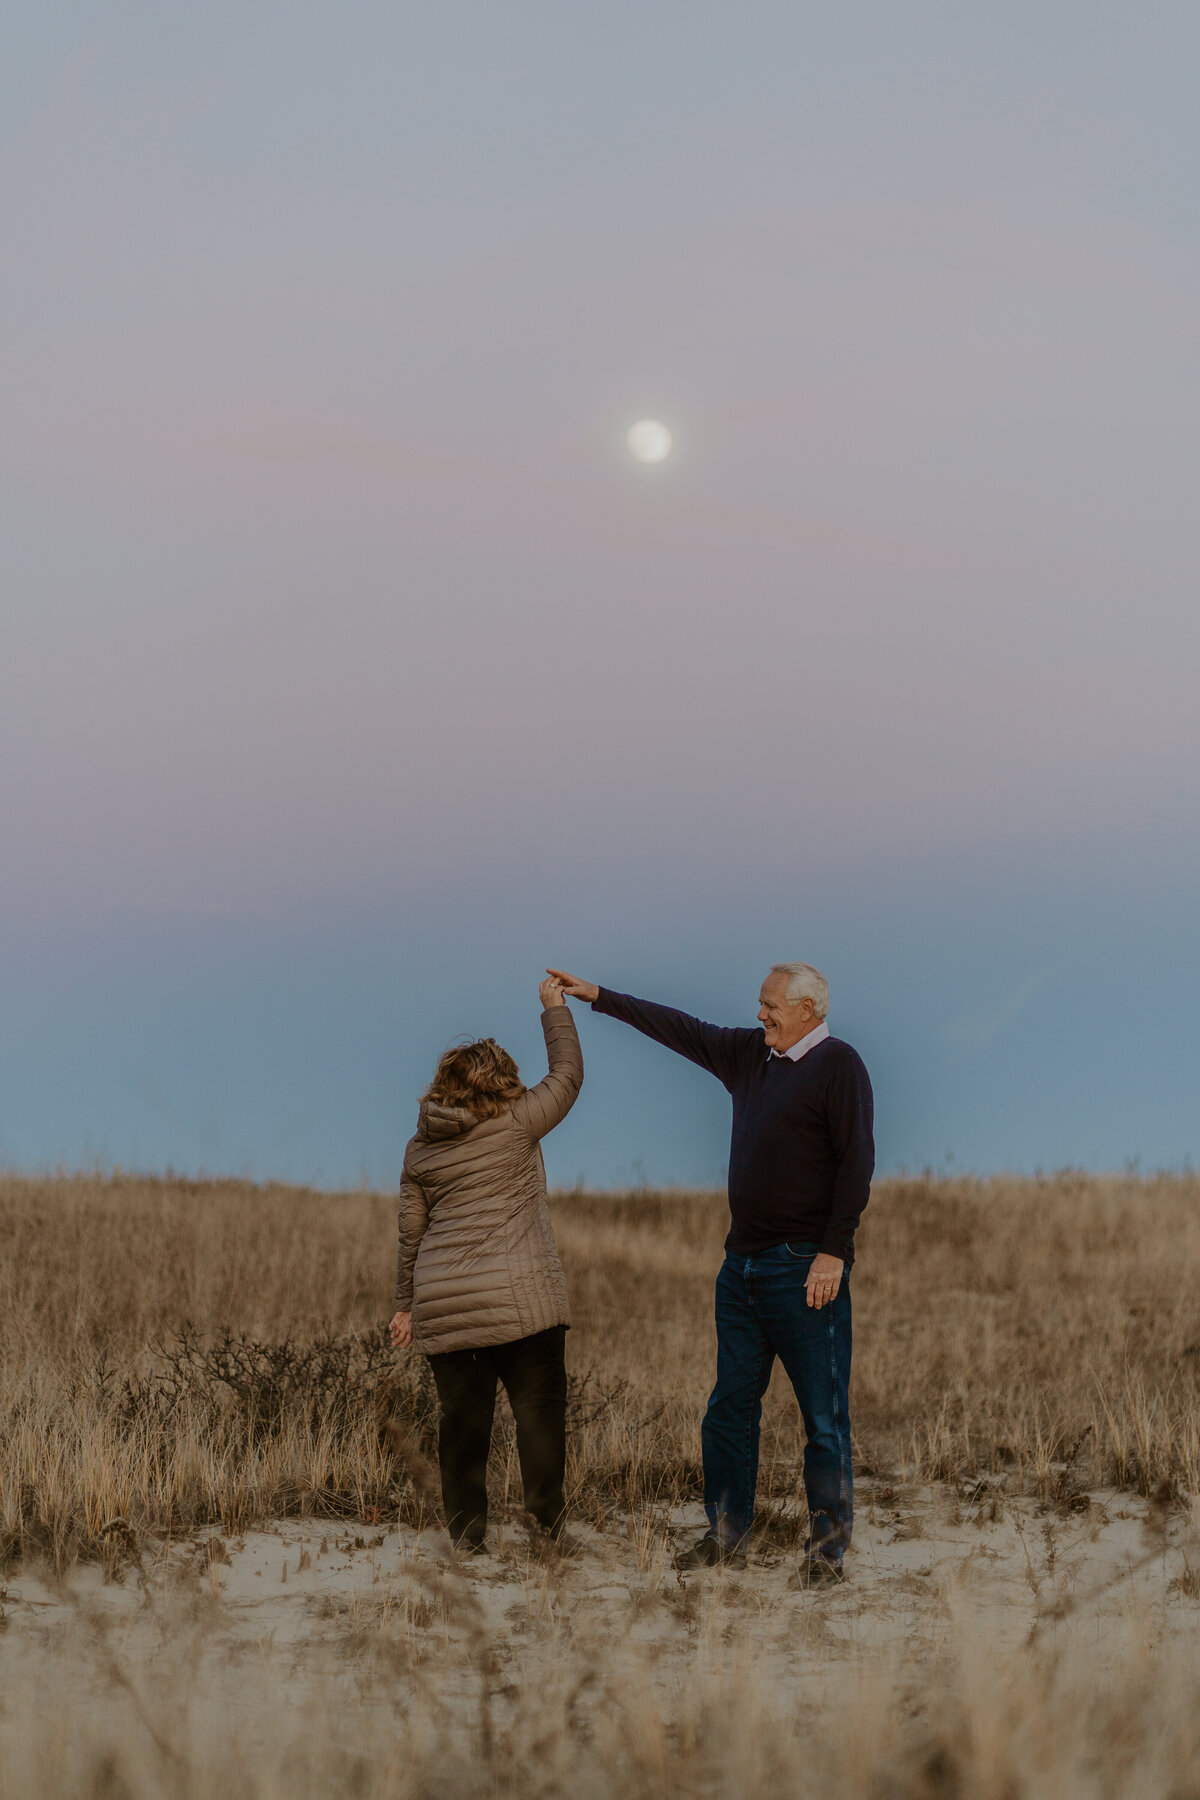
[547,962,873,1586]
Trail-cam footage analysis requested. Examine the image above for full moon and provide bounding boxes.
[626,418,672,464]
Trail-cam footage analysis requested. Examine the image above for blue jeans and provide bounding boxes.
[702,1242,853,1559]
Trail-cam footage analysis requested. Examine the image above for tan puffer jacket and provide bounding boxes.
[394,1006,583,1356]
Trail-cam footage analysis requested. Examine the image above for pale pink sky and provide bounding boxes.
[2,3,1198,1180]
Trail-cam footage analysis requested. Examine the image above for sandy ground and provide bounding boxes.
[3,1482,1197,1750]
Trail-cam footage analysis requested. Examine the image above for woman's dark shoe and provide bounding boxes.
[529,1527,583,1561]
[675,1534,747,1571]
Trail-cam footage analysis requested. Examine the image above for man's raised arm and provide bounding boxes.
[547,969,755,1090]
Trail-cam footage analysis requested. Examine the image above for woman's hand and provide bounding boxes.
[546,968,599,1003]
[539,975,566,1009]
[389,1310,413,1349]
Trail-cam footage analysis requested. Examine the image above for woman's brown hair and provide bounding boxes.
[423,1038,526,1121]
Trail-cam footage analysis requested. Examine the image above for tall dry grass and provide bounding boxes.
[2,1170,1198,1570]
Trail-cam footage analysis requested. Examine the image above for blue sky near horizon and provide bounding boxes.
[2,3,1198,1189]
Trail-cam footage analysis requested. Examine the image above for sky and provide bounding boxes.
[2,2,1198,1189]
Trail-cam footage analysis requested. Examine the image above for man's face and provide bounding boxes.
[757,971,818,1053]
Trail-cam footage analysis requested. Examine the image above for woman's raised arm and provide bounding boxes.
[513,978,584,1141]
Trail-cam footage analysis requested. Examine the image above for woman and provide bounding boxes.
[388,976,582,1552]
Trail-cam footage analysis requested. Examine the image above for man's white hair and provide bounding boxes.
[768,961,830,1019]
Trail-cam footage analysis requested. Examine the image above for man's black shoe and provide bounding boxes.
[675,1534,747,1571]
[528,1526,583,1561]
[789,1554,846,1590]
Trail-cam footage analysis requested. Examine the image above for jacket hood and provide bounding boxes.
[416,1099,480,1142]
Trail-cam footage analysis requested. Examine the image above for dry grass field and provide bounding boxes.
[2,1170,1199,1797]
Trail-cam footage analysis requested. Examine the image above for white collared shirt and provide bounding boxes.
[769,1020,830,1063]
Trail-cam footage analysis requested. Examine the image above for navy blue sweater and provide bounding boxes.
[592,988,875,1263]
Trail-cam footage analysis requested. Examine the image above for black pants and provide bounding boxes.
[427,1325,568,1546]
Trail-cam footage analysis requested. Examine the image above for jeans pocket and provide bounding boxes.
[782,1242,820,1262]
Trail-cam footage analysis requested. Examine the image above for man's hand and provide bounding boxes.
[805,1253,844,1310]
[546,968,599,1003]
[539,975,566,1009]
[388,1310,413,1348]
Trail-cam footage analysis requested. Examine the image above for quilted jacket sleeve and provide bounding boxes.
[512,1007,584,1143]
[393,1163,429,1310]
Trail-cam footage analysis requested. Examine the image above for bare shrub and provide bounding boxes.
[2,1169,1198,1570]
